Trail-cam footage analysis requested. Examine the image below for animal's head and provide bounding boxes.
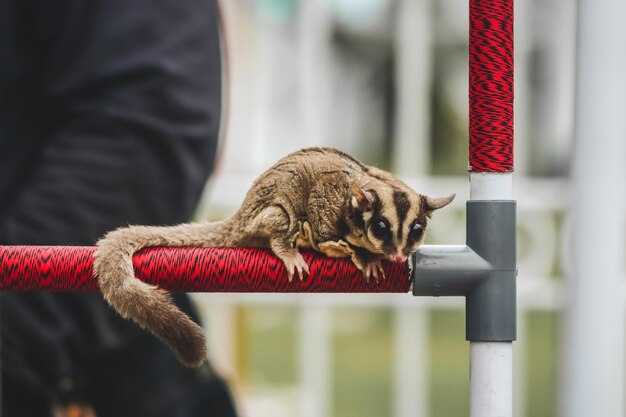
[350,186,455,262]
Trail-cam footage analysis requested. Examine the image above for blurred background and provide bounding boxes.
[194,0,578,416]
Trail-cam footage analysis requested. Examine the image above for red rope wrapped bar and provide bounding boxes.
[0,246,411,293]
[469,0,514,172]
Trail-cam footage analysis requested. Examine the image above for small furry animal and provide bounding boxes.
[94,147,454,367]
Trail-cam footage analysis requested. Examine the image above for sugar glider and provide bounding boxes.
[94,147,454,367]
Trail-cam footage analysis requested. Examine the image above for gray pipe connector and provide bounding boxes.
[412,201,516,342]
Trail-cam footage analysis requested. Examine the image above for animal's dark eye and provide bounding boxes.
[410,223,424,241]
[371,219,390,240]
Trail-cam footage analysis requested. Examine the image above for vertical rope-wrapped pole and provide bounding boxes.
[469,0,514,200]
[469,0,514,174]
[469,2,514,417]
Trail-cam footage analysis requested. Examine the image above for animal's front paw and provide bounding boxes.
[350,254,385,283]
[360,259,386,283]
[350,247,386,282]
[348,248,386,283]
[281,250,310,282]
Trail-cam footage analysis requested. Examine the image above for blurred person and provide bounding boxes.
[0,0,238,416]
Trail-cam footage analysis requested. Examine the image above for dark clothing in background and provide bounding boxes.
[0,0,236,416]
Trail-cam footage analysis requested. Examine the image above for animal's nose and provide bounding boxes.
[391,254,406,263]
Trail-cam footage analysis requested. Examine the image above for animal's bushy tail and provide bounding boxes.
[93,221,234,367]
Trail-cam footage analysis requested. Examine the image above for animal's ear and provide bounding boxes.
[351,187,376,212]
[423,193,456,216]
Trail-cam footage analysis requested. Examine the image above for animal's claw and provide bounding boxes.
[362,264,372,283]
[361,259,385,283]
[283,251,310,282]
[371,263,379,283]
[378,261,386,280]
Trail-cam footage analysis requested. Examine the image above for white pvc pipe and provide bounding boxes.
[470,342,513,417]
[392,2,432,414]
[469,172,513,200]
[560,0,626,416]
[470,171,513,417]
[299,306,332,417]
[392,0,433,176]
[393,307,428,417]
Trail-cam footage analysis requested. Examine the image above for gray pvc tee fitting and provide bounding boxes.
[412,201,516,342]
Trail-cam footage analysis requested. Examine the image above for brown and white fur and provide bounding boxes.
[93,147,454,367]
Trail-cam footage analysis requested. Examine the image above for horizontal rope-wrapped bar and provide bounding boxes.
[0,246,411,293]
[469,0,514,172]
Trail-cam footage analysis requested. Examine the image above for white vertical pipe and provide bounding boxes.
[204,302,237,378]
[393,307,428,417]
[470,342,513,417]
[560,0,626,416]
[251,17,290,168]
[299,0,332,148]
[392,1,432,413]
[469,163,514,417]
[299,306,332,417]
[549,0,577,170]
[392,0,433,176]
[470,173,513,200]
[298,6,332,411]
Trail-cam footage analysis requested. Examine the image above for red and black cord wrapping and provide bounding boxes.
[469,0,514,172]
[0,246,411,293]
